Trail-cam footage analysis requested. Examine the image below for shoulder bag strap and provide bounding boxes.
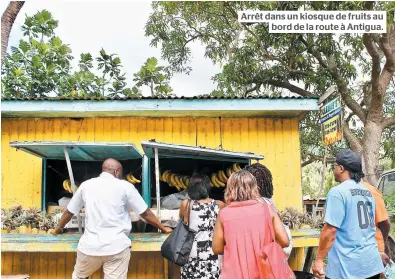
[181,200,193,227]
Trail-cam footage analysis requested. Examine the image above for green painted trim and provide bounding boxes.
[1,233,168,252]
[0,230,320,252]
[145,153,250,162]
[10,141,143,160]
[1,98,319,118]
[42,159,47,211]
[142,155,151,207]
[141,141,263,161]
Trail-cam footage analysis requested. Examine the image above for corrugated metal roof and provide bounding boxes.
[1,95,317,101]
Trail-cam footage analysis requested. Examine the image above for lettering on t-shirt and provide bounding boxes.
[349,188,373,197]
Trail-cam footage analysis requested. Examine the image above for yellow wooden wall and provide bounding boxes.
[1,117,302,210]
[1,250,303,278]
[1,251,180,279]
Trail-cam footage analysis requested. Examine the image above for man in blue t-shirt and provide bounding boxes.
[312,149,384,279]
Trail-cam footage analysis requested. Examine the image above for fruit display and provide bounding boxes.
[16,211,30,234]
[1,205,59,234]
[38,212,55,234]
[63,173,142,191]
[159,163,243,190]
[63,179,79,193]
[126,173,141,184]
[160,170,190,191]
[210,163,242,187]
[278,207,324,229]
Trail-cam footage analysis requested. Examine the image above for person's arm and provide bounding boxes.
[270,206,289,248]
[312,223,338,279]
[179,200,189,223]
[52,209,74,234]
[53,185,85,235]
[379,219,391,243]
[212,212,225,255]
[378,219,391,265]
[140,209,172,233]
[179,200,186,217]
[126,184,172,233]
[215,200,226,209]
[373,190,391,244]
[369,185,391,264]
[316,223,337,260]
[313,189,344,279]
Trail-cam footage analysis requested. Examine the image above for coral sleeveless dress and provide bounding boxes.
[219,200,272,279]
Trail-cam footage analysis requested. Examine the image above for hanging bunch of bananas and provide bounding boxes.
[63,179,78,193]
[158,163,242,191]
[126,173,141,184]
[210,163,242,188]
[210,171,227,187]
[160,170,190,191]
[227,163,242,177]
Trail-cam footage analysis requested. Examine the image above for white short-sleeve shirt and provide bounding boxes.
[67,172,148,256]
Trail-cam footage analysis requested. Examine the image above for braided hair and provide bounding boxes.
[244,163,274,199]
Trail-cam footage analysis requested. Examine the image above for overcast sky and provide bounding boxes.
[1,1,221,97]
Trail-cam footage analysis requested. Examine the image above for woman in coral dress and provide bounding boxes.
[212,170,289,279]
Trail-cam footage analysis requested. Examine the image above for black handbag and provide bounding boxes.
[161,200,196,266]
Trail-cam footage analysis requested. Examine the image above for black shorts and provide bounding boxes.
[326,275,380,279]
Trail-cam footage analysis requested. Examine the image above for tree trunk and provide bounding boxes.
[361,120,383,186]
[1,1,25,63]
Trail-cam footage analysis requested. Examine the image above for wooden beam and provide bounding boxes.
[1,230,320,252]
[154,147,161,232]
[303,247,316,272]
[1,98,319,119]
[318,85,337,104]
[63,147,82,233]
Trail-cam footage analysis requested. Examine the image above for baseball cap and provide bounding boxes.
[336,149,363,173]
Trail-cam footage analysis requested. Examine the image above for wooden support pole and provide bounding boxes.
[288,247,305,271]
[303,247,316,272]
[154,147,161,232]
[64,147,82,233]
[315,148,327,216]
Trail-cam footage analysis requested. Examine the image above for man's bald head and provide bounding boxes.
[102,158,123,179]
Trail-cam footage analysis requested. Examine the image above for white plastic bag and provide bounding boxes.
[384,260,395,279]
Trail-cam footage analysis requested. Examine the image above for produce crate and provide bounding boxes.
[132,209,179,224]
[49,207,85,229]
[65,214,85,229]
[49,206,141,228]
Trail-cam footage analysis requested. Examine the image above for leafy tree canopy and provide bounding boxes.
[1,10,172,98]
[133,57,173,97]
[145,1,395,183]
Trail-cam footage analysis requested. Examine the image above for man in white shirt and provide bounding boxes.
[53,158,172,279]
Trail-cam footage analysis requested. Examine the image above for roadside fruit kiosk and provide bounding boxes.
[1,95,320,278]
